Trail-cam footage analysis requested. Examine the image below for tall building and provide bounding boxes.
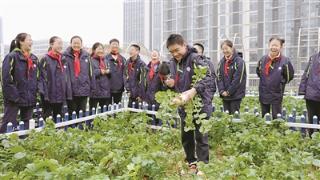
[123,0,152,50]
[148,0,320,90]
[123,0,320,88]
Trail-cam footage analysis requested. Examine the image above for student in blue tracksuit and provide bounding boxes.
[193,43,217,113]
[89,42,111,112]
[63,36,91,118]
[1,33,39,132]
[105,39,126,104]
[256,36,294,119]
[38,36,72,121]
[125,44,146,108]
[216,40,246,114]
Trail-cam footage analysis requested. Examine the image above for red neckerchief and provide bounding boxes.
[174,60,183,87]
[148,60,160,80]
[224,55,233,76]
[48,50,63,72]
[159,74,166,83]
[73,50,81,77]
[265,53,281,76]
[128,59,136,75]
[22,51,34,79]
[93,55,106,70]
[111,51,122,70]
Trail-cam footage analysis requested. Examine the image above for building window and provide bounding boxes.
[249,50,258,62]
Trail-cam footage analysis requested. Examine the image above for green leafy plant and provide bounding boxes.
[155,90,179,127]
[155,64,209,132]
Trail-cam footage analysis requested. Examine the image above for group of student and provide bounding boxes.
[1,32,320,174]
[0,34,127,132]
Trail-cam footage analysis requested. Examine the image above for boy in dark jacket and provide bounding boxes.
[164,34,215,174]
[193,43,217,112]
[125,44,146,108]
[105,39,126,104]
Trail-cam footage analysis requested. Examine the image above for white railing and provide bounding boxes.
[2,102,319,137]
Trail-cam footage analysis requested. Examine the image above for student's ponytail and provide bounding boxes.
[9,39,16,52]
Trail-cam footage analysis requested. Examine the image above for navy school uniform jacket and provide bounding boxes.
[125,55,147,99]
[143,61,166,108]
[256,54,294,104]
[105,54,127,94]
[169,46,216,117]
[38,54,72,103]
[63,47,92,97]
[217,52,247,101]
[201,56,217,104]
[298,52,320,102]
[2,48,39,107]
[90,56,111,99]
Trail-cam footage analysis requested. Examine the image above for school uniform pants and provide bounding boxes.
[0,102,33,133]
[67,96,88,120]
[222,99,242,114]
[41,95,63,122]
[306,99,320,135]
[89,98,111,114]
[260,101,282,119]
[179,108,209,164]
[111,92,123,104]
[128,97,140,108]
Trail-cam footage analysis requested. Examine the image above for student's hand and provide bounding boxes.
[165,78,175,88]
[222,91,229,97]
[101,69,107,75]
[137,97,142,102]
[171,95,184,106]
[105,68,110,74]
[171,88,197,106]
[181,88,197,101]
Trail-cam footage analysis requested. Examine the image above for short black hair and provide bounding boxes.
[70,35,82,43]
[220,40,233,49]
[158,62,170,76]
[193,43,204,53]
[109,38,120,45]
[130,44,140,51]
[269,36,285,46]
[166,34,185,48]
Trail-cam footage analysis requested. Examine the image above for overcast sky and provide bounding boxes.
[0,0,124,47]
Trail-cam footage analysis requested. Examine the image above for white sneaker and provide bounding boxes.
[188,164,198,174]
